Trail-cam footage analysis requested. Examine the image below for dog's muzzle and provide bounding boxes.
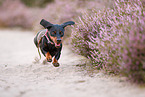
[55,39,61,48]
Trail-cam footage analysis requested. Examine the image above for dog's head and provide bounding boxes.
[40,19,75,48]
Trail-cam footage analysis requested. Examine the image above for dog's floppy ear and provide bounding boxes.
[61,21,75,28]
[40,19,53,29]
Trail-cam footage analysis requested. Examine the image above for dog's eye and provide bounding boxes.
[59,31,63,35]
[52,31,56,35]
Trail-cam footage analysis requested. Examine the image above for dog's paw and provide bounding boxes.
[52,63,60,67]
[47,58,52,62]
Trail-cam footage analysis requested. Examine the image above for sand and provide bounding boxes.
[0,29,145,97]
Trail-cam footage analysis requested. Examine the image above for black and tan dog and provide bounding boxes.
[34,19,75,67]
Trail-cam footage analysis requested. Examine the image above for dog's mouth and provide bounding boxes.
[55,43,61,48]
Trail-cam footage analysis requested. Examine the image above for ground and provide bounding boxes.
[0,29,145,97]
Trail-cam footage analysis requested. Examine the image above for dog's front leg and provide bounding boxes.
[52,58,59,67]
[41,38,52,62]
[45,52,52,62]
[52,51,61,67]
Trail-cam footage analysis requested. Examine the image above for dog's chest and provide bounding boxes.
[45,43,61,56]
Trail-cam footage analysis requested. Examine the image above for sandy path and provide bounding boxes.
[0,29,145,97]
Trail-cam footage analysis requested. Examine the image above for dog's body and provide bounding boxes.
[34,19,75,67]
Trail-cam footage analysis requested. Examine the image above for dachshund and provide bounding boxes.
[34,19,75,67]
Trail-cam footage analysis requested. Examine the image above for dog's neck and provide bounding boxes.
[45,29,54,44]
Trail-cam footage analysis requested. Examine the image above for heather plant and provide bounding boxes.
[21,0,54,7]
[34,0,106,37]
[121,23,145,83]
[0,0,108,30]
[71,0,145,83]
[0,0,34,29]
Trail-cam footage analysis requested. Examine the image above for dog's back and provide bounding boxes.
[34,29,47,48]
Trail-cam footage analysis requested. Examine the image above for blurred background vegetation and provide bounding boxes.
[0,0,113,38]
[0,0,112,30]
[0,0,144,30]
[21,0,54,7]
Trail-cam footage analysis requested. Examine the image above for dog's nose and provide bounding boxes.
[57,39,61,43]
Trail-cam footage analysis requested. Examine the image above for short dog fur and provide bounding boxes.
[34,19,75,67]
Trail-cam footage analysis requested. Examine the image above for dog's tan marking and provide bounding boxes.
[49,34,57,44]
[53,58,58,63]
[45,52,52,61]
